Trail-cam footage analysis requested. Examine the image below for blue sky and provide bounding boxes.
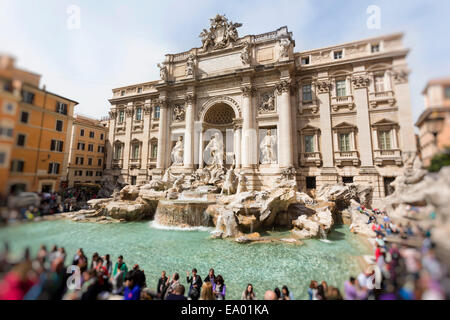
[1,0,449,123]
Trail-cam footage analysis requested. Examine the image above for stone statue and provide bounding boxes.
[199,14,242,52]
[279,38,291,58]
[186,54,195,77]
[226,21,242,43]
[236,173,247,194]
[173,105,185,122]
[259,94,275,113]
[172,174,185,193]
[241,41,251,65]
[199,28,215,52]
[205,133,224,166]
[171,136,184,166]
[260,129,277,164]
[221,167,237,195]
[157,63,168,81]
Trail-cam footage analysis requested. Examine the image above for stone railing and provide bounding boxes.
[334,151,359,166]
[369,91,396,107]
[374,149,402,166]
[300,152,322,167]
[331,95,355,111]
[112,159,123,169]
[129,158,141,169]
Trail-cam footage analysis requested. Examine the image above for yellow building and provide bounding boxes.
[0,55,78,196]
[67,115,108,187]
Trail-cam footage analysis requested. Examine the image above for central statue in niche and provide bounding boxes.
[171,136,184,166]
[260,129,277,164]
[205,133,224,166]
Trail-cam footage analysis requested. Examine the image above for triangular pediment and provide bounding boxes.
[333,121,356,129]
[372,118,398,126]
[300,125,321,132]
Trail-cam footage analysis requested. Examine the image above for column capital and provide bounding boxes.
[184,93,196,104]
[109,109,117,119]
[392,69,410,84]
[314,79,332,93]
[275,79,293,95]
[241,85,256,97]
[351,75,370,89]
[126,107,134,117]
[157,98,169,108]
[143,105,152,115]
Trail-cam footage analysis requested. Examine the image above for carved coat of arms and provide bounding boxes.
[199,14,242,52]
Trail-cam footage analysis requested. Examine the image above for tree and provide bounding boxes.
[428,147,450,172]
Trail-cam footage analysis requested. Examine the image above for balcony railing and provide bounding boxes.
[300,152,322,167]
[369,91,396,107]
[112,159,123,169]
[331,95,355,111]
[129,158,141,168]
[374,149,402,166]
[334,150,359,166]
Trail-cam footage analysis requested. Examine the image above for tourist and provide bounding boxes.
[123,271,141,300]
[327,286,343,300]
[204,268,216,284]
[157,271,168,299]
[344,277,358,300]
[90,252,100,269]
[213,275,226,300]
[48,245,58,264]
[281,285,294,300]
[200,282,215,300]
[96,257,108,277]
[186,268,202,300]
[274,287,281,299]
[264,290,278,300]
[241,284,256,300]
[80,269,101,300]
[164,272,180,300]
[132,264,147,288]
[316,284,327,300]
[308,280,318,300]
[166,284,187,301]
[0,261,37,300]
[111,267,125,295]
[113,255,128,281]
[104,254,112,276]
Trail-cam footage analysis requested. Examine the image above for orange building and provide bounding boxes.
[416,78,450,166]
[0,55,78,196]
[67,115,108,187]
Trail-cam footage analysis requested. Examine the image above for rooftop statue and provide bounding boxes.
[199,14,242,52]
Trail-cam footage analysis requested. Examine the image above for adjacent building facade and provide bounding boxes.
[416,78,450,166]
[104,16,417,202]
[0,55,78,196]
[67,115,108,187]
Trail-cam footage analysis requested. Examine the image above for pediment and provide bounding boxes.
[333,121,356,129]
[372,118,398,126]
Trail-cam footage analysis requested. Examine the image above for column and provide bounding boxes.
[316,80,334,168]
[234,125,242,168]
[352,75,374,167]
[276,80,294,168]
[157,100,169,170]
[123,103,133,170]
[184,94,195,169]
[198,129,204,169]
[141,100,152,171]
[105,108,117,170]
[241,86,256,168]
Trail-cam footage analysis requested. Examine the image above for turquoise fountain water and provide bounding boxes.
[0,220,369,300]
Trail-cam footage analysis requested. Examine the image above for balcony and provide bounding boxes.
[334,151,360,166]
[112,159,123,169]
[374,149,402,166]
[299,152,322,167]
[369,91,396,107]
[331,95,355,112]
[129,158,141,169]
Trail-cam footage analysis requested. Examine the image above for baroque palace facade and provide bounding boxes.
[105,15,417,201]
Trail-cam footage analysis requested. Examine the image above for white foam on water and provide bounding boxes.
[319,239,333,244]
[148,221,213,232]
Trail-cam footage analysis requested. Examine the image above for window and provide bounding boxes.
[135,108,142,121]
[97,159,102,166]
[336,80,347,97]
[56,120,63,132]
[22,91,35,104]
[302,85,312,102]
[445,86,450,99]
[151,143,158,159]
[17,134,26,147]
[339,133,351,152]
[154,106,160,119]
[118,110,125,123]
[384,177,396,196]
[301,57,310,65]
[89,131,94,138]
[88,144,94,152]
[306,177,316,189]
[20,111,29,123]
[371,44,380,53]
[0,152,6,165]
[304,135,315,153]
[11,160,25,172]
[4,102,15,114]
[132,143,140,160]
[88,158,93,166]
[96,171,103,177]
[100,133,104,140]
[56,102,68,115]
[76,157,84,165]
[379,130,392,150]
[77,143,85,150]
[3,81,13,92]
[137,88,142,93]
[114,144,123,159]
[50,140,64,152]
[121,90,125,96]
[48,163,60,174]
[75,170,83,177]
[80,129,85,136]
[86,171,94,177]
[334,50,343,60]
[130,176,137,186]
[0,127,14,138]
[342,177,354,184]
[375,75,385,92]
